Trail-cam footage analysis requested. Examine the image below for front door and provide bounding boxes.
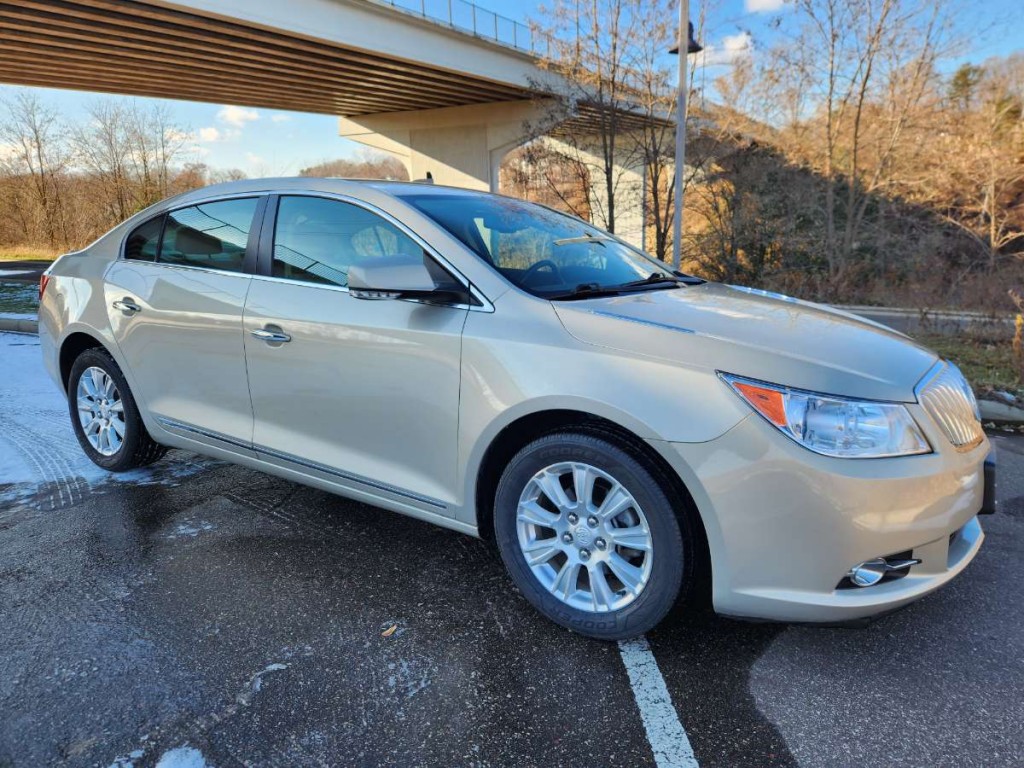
[243,195,468,512]
[105,196,264,449]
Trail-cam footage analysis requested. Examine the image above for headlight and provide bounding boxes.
[720,373,931,458]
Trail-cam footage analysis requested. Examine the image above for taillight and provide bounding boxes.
[39,273,51,301]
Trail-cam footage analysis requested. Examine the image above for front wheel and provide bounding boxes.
[68,347,168,471]
[494,432,690,640]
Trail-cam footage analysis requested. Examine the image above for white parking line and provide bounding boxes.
[618,636,699,768]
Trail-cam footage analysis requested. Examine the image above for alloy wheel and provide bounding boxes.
[76,366,126,456]
[516,461,654,613]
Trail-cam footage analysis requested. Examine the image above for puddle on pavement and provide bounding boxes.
[0,280,38,316]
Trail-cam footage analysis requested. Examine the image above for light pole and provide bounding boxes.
[669,13,702,270]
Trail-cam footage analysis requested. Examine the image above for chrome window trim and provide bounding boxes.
[119,189,494,312]
[112,259,257,279]
[264,190,494,313]
[117,191,267,270]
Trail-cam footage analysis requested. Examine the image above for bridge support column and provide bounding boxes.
[544,136,648,248]
[341,101,651,249]
[340,100,550,192]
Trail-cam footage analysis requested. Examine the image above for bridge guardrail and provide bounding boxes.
[372,0,552,56]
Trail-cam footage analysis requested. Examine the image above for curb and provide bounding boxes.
[0,317,38,334]
[979,399,1024,428]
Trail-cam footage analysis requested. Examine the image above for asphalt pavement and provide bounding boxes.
[0,331,1022,767]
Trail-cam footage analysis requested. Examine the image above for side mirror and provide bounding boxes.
[348,255,470,304]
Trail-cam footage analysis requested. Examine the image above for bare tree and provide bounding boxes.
[745,0,956,292]
[0,91,72,248]
[526,0,663,234]
[299,150,408,180]
[72,100,134,222]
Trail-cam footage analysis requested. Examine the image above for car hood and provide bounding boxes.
[553,282,938,403]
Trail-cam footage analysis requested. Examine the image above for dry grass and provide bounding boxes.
[0,246,57,262]
[915,333,1019,394]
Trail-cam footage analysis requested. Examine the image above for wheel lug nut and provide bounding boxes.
[567,513,579,524]
[595,538,607,550]
[580,549,591,561]
[587,515,598,527]
[562,532,573,544]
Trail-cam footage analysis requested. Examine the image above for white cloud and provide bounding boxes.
[245,152,264,167]
[0,142,19,160]
[217,105,260,127]
[164,128,192,144]
[194,126,240,143]
[745,0,787,11]
[270,114,291,123]
[698,31,753,67]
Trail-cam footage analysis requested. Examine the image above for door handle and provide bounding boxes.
[251,327,291,344]
[112,298,142,314]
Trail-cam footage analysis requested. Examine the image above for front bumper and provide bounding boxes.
[653,413,988,623]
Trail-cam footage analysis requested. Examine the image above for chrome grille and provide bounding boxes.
[917,362,984,449]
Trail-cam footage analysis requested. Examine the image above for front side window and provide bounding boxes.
[159,198,258,273]
[272,196,426,288]
[399,192,683,299]
[124,216,163,261]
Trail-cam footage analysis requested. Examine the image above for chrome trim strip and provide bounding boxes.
[914,360,984,451]
[586,309,696,334]
[155,416,252,452]
[156,415,448,510]
[253,443,448,510]
[246,271,489,313]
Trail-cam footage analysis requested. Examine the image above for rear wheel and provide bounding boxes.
[495,432,690,640]
[68,348,167,471]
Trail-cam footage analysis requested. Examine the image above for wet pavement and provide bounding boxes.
[1,331,1022,767]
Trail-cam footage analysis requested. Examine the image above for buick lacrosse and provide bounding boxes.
[39,178,994,639]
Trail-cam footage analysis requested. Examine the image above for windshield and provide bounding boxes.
[398,192,682,299]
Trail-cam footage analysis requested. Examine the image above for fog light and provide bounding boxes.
[847,556,921,587]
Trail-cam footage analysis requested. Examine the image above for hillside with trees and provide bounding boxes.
[0,0,1021,314]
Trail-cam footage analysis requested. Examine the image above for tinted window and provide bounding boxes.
[124,216,163,261]
[273,196,425,287]
[159,198,259,273]
[400,192,677,298]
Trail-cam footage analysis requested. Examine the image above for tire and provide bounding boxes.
[68,347,168,471]
[494,431,691,640]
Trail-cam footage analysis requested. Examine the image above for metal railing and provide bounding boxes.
[371,0,552,56]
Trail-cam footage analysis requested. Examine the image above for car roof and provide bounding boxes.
[164,176,489,205]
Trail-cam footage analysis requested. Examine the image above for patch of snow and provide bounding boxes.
[236,662,289,706]
[164,521,216,539]
[155,746,210,768]
[107,749,145,768]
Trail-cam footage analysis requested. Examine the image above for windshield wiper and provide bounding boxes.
[553,233,615,246]
[614,272,685,290]
[547,282,624,301]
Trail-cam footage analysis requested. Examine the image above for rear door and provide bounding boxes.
[242,194,468,512]
[105,195,265,451]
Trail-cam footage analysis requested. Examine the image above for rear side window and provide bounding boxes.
[124,216,163,261]
[272,196,425,287]
[159,198,259,273]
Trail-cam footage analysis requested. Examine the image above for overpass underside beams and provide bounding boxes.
[0,0,531,116]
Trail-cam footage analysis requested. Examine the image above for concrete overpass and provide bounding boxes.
[0,0,651,239]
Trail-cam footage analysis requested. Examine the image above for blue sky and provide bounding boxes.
[1,0,1020,175]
